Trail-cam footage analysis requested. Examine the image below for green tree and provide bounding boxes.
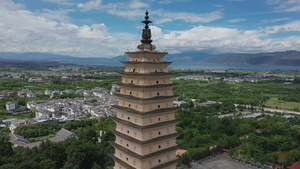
[0,135,13,158]
[285,150,300,166]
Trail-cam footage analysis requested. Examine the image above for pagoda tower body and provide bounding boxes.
[109,11,181,169]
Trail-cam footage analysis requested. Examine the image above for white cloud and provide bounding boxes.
[38,9,73,22]
[42,0,74,6]
[261,18,292,23]
[0,0,133,57]
[77,24,109,39]
[153,10,224,23]
[0,0,24,10]
[146,23,300,54]
[263,20,300,35]
[268,0,300,12]
[157,0,173,4]
[228,18,246,23]
[77,0,223,23]
[77,0,103,11]
[1,0,300,58]
[128,0,148,9]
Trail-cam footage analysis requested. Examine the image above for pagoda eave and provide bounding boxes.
[151,157,182,169]
[126,51,168,55]
[111,129,182,145]
[108,154,136,169]
[108,154,181,169]
[122,61,172,64]
[111,116,181,130]
[116,82,178,89]
[112,105,180,115]
[114,93,179,101]
[109,141,181,160]
[118,72,175,76]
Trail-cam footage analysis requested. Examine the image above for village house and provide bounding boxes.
[6,101,19,111]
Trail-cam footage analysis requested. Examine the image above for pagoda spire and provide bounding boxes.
[141,10,152,44]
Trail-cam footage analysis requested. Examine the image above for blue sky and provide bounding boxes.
[0,0,300,58]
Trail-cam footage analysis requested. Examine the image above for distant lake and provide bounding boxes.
[82,61,300,70]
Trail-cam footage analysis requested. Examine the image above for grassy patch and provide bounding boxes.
[265,97,300,111]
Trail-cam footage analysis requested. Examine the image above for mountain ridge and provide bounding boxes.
[0,51,299,66]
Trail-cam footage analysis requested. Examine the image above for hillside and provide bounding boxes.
[203,51,300,66]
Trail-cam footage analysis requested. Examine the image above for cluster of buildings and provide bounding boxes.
[0,72,27,79]
[0,89,41,100]
[28,87,118,121]
[0,86,118,134]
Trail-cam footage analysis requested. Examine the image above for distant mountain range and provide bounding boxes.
[204,51,300,66]
[0,50,299,66]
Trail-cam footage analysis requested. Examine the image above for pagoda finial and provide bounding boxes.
[141,9,152,44]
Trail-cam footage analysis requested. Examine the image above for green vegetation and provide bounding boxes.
[173,79,300,110]
[0,75,120,92]
[176,104,300,167]
[0,117,115,169]
[1,66,300,168]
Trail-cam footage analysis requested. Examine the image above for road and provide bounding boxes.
[262,107,300,115]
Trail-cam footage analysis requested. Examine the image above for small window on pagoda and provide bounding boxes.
[127,130,130,134]
[130,92,132,95]
[155,70,157,73]
[156,81,159,84]
[158,145,161,149]
[158,118,161,121]
[127,144,129,147]
[128,117,130,120]
[158,105,160,108]
[158,159,161,163]
[133,69,135,73]
[158,131,161,135]
[128,104,131,107]
[131,80,133,84]
[126,158,128,161]
[157,92,159,96]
